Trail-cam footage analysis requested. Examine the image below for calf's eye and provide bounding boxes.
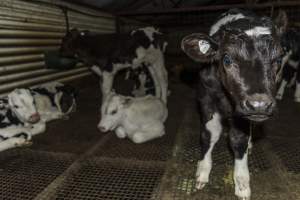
[223,55,232,67]
[111,110,117,115]
[14,105,19,109]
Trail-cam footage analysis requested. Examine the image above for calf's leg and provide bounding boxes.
[229,122,251,200]
[276,79,287,100]
[115,127,126,139]
[101,71,114,101]
[196,112,222,189]
[130,123,165,144]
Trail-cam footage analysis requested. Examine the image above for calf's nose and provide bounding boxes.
[244,100,273,112]
[241,94,274,113]
[29,113,40,123]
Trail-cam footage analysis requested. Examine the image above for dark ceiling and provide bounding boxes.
[66,0,265,14]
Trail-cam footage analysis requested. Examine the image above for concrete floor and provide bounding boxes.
[0,71,299,200]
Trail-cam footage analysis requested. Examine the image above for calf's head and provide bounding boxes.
[98,93,132,132]
[182,10,287,122]
[60,28,90,58]
[8,89,40,123]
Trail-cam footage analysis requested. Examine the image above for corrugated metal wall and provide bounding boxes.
[0,0,116,94]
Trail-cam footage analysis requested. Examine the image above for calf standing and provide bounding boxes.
[181,9,287,200]
[60,27,168,103]
[276,29,300,102]
[98,92,167,144]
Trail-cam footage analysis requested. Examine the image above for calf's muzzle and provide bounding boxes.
[239,94,275,122]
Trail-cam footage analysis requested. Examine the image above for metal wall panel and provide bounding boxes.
[0,0,116,94]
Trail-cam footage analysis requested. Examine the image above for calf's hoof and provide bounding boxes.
[235,177,251,200]
[195,161,210,190]
[195,181,207,190]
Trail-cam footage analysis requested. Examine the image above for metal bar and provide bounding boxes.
[0,67,89,93]
[0,68,56,84]
[0,54,44,65]
[0,29,63,38]
[0,1,115,27]
[0,38,61,46]
[0,46,58,56]
[0,61,45,74]
[0,7,114,28]
[0,0,114,19]
[0,18,115,33]
[117,1,300,16]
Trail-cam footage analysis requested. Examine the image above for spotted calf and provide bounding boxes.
[60,27,168,103]
[276,29,300,102]
[181,9,287,200]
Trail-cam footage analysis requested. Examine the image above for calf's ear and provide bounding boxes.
[274,10,288,35]
[181,33,218,62]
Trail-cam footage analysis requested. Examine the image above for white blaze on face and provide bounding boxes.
[245,26,271,36]
[8,89,38,123]
[98,94,123,132]
[209,13,245,36]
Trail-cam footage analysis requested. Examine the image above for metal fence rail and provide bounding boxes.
[0,0,116,94]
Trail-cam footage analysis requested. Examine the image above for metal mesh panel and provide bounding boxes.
[54,158,164,200]
[0,149,75,200]
[95,133,175,161]
[270,139,300,173]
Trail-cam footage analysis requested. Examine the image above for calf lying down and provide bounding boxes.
[0,82,76,152]
[98,93,168,144]
[30,82,77,122]
[0,89,43,152]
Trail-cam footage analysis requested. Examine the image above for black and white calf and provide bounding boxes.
[181,9,287,200]
[60,27,168,103]
[30,82,77,122]
[0,89,44,152]
[0,82,76,152]
[276,29,300,102]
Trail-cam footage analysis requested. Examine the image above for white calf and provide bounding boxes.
[98,92,168,144]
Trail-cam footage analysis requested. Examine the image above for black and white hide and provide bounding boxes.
[60,27,168,103]
[0,89,44,152]
[276,29,300,102]
[181,9,287,200]
[30,82,77,122]
[126,63,155,97]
